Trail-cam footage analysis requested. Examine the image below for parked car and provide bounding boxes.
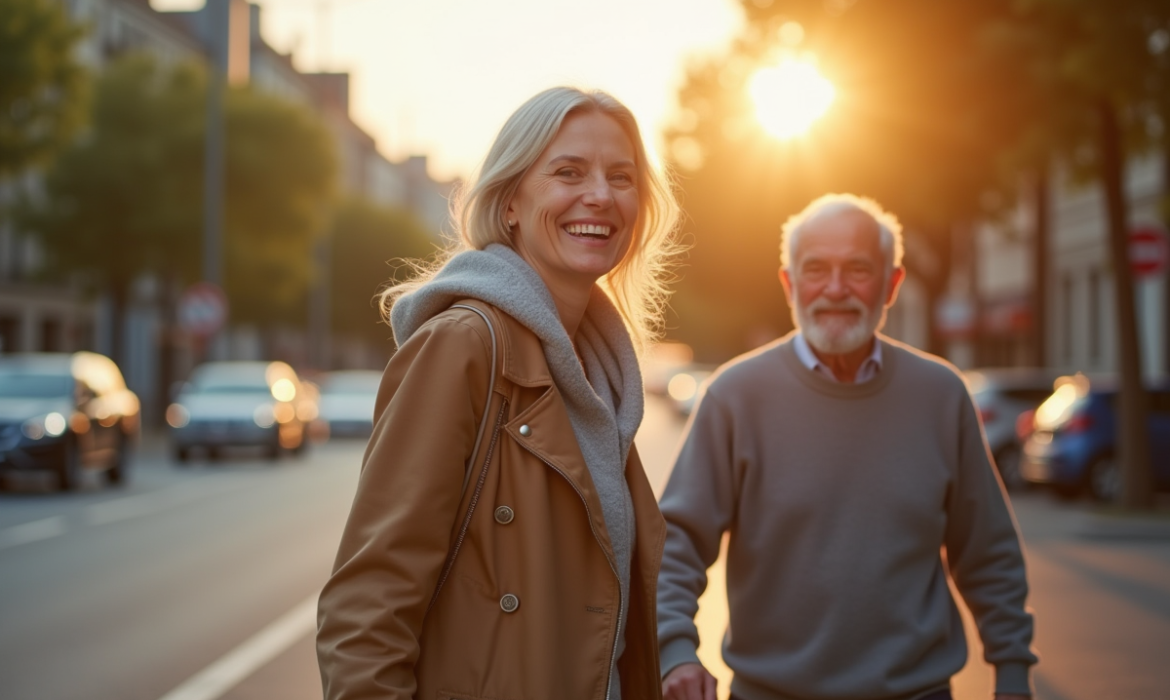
[1020,374,1170,501]
[167,361,310,462]
[0,352,140,490]
[964,368,1062,490]
[317,370,381,438]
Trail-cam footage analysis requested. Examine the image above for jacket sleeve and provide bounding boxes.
[944,386,1038,696]
[317,312,494,700]
[656,382,738,678]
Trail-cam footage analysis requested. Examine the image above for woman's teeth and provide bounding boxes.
[564,223,612,239]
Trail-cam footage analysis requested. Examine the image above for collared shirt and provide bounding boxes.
[793,332,883,384]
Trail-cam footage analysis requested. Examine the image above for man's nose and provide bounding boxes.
[822,269,850,299]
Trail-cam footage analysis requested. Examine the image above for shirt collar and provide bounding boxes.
[793,332,883,384]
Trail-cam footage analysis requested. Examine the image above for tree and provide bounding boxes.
[983,0,1170,508]
[663,0,1030,360]
[21,53,337,362]
[0,0,87,178]
[328,197,436,351]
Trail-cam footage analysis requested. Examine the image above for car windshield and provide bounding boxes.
[190,369,270,394]
[322,375,378,395]
[0,372,72,398]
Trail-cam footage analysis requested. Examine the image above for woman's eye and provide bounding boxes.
[555,168,581,178]
[610,172,634,185]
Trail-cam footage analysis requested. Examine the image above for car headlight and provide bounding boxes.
[253,403,276,428]
[166,403,190,428]
[22,412,68,441]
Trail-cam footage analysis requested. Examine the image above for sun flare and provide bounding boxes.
[749,58,835,139]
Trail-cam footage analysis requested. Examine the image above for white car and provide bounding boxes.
[167,361,311,461]
[317,370,382,438]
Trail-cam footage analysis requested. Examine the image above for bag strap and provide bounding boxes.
[450,303,497,498]
[427,303,505,612]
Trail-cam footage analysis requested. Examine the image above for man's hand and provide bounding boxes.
[662,662,717,700]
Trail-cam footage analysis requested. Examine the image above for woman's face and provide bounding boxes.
[506,111,640,291]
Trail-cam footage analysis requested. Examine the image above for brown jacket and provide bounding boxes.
[317,301,666,700]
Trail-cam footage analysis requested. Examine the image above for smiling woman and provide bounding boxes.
[749,56,836,139]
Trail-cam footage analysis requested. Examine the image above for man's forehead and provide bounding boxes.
[795,209,882,258]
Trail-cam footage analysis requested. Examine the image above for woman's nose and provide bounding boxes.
[582,176,614,207]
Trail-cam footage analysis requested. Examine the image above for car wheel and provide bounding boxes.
[993,445,1024,491]
[265,439,281,461]
[56,438,83,492]
[173,446,190,464]
[1088,455,1120,503]
[107,434,130,486]
[207,446,223,461]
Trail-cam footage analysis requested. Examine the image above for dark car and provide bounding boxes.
[0,352,141,490]
[964,368,1061,490]
[167,361,311,461]
[1020,374,1170,501]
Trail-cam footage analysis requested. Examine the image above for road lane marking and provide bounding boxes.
[0,479,254,552]
[0,516,67,551]
[85,480,244,526]
[157,593,318,700]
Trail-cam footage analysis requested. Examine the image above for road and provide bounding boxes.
[1,396,1168,700]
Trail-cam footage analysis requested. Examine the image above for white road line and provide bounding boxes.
[0,516,67,551]
[85,480,243,526]
[156,593,318,700]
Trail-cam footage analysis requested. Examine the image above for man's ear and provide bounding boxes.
[885,266,906,307]
[779,268,795,307]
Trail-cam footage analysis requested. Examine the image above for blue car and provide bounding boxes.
[1020,375,1170,501]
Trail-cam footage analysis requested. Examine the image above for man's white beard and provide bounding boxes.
[794,295,887,355]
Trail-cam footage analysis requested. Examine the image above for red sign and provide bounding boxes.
[178,282,228,337]
[1129,225,1169,278]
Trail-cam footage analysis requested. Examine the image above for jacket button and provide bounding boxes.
[494,505,515,524]
[500,593,520,613]
[518,424,531,437]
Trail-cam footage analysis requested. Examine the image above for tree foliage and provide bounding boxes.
[0,0,87,177]
[328,197,436,348]
[664,0,1041,359]
[22,53,337,328]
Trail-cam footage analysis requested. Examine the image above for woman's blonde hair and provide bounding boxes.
[380,86,682,352]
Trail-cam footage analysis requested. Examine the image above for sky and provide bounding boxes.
[156,0,746,182]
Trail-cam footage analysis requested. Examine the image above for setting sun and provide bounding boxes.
[749,58,835,139]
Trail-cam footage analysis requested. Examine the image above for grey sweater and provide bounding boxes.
[657,334,1037,700]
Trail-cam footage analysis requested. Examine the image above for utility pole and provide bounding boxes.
[201,0,249,360]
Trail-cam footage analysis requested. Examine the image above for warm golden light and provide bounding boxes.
[749,58,835,139]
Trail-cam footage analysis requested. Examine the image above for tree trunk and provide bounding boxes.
[1097,99,1153,510]
[1033,166,1050,367]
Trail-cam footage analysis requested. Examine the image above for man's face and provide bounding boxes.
[780,210,903,355]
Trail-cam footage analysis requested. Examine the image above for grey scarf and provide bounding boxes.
[390,244,642,697]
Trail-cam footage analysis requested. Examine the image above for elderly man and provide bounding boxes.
[657,194,1037,700]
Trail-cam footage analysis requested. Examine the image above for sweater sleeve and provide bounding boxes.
[944,387,1038,696]
[656,383,739,678]
[316,313,493,700]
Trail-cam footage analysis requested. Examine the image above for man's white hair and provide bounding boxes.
[780,193,904,271]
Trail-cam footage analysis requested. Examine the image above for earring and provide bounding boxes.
[507,219,516,228]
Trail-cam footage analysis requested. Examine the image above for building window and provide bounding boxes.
[40,317,61,352]
[1088,270,1100,365]
[1062,274,1074,365]
[0,316,19,353]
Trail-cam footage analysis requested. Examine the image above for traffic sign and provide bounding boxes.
[178,282,228,337]
[1129,224,1169,278]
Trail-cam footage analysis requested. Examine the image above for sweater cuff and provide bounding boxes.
[659,637,702,680]
[994,662,1033,696]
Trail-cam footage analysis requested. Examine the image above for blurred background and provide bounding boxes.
[2,1,1169,699]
